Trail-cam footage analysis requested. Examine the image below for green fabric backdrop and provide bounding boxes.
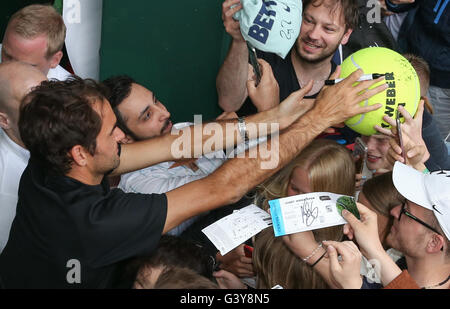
[100,0,230,123]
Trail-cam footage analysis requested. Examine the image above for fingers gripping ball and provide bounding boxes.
[341,47,420,136]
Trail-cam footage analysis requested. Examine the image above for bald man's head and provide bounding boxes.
[0,61,46,146]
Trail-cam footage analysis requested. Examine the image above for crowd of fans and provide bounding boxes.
[0,0,448,289]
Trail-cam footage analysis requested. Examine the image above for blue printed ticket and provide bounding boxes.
[269,192,358,237]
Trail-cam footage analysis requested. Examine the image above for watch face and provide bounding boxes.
[336,196,360,220]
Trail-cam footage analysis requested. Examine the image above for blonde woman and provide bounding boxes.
[214,139,357,289]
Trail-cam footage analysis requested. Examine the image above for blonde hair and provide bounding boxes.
[361,172,402,217]
[253,139,356,289]
[255,139,356,211]
[361,171,403,245]
[8,4,66,58]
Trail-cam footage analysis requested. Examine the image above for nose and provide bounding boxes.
[114,127,126,142]
[307,24,321,41]
[390,204,402,220]
[365,136,377,151]
[154,103,170,121]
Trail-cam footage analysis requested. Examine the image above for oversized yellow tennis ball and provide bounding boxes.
[341,47,420,136]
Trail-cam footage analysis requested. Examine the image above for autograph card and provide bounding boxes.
[269,192,359,237]
[202,204,272,256]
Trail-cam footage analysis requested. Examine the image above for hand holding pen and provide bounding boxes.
[325,73,385,85]
[374,101,430,168]
[395,109,408,163]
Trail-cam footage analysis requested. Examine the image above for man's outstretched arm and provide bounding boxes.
[113,63,310,176]
[163,69,388,233]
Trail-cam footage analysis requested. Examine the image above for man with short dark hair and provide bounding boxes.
[102,75,174,142]
[0,70,384,288]
[102,75,228,236]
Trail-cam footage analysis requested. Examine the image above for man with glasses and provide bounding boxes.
[386,162,450,289]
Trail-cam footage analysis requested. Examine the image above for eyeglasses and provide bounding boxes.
[399,201,442,236]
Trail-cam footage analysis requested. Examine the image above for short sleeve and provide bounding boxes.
[74,189,168,268]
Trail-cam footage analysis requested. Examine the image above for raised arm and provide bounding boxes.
[341,202,404,287]
[163,69,387,234]
[113,73,314,176]
[216,0,249,112]
[375,101,430,171]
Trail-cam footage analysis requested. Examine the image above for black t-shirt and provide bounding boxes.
[238,50,358,144]
[237,49,337,117]
[0,158,167,288]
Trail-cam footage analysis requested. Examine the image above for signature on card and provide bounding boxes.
[300,199,318,226]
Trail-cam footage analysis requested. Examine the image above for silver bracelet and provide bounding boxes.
[237,117,249,145]
[301,242,324,262]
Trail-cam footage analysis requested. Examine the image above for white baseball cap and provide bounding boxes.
[392,162,450,240]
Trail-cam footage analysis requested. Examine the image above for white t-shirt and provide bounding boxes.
[0,129,30,253]
[119,123,227,236]
[0,44,72,81]
[360,248,403,284]
[47,64,72,81]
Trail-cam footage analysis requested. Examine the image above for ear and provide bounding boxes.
[0,112,10,129]
[49,50,63,69]
[340,28,353,46]
[426,233,445,254]
[69,145,89,167]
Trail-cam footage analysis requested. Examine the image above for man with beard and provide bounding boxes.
[0,67,386,288]
[102,75,230,236]
[217,0,357,116]
[102,60,282,212]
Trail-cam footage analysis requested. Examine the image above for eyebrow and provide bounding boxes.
[139,105,150,120]
[304,12,338,28]
[138,92,157,120]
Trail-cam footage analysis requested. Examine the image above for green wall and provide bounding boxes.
[100,0,230,123]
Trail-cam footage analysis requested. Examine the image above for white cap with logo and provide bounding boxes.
[392,162,450,240]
